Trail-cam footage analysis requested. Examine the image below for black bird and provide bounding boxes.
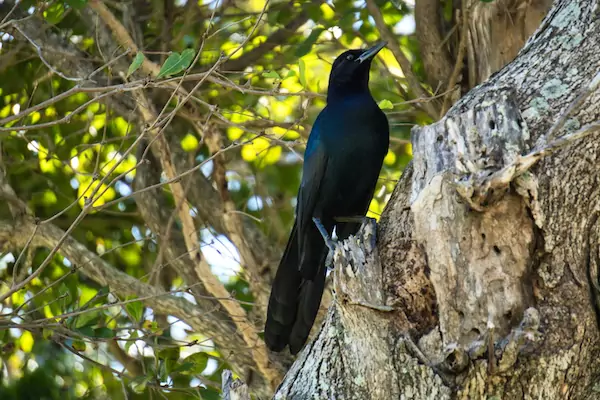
[264,42,390,354]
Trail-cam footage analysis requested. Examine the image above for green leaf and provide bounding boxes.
[126,301,144,322]
[378,99,394,110]
[158,347,180,379]
[295,28,325,58]
[58,283,73,304]
[66,0,88,9]
[304,4,323,21]
[0,329,7,342]
[298,59,307,88]
[79,287,109,310]
[158,360,169,381]
[267,10,280,26]
[179,48,196,71]
[94,328,115,339]
[127,53,145,78]
[74,311,100,329]
[130,376,151,394]
[44,3,65,25]
[157,53,181,78]
[442,0,454,22]
[181,352,208,375]
[156,49,196,78]
[158,347,180,362]
[143,320,161,333]
[125,330,138,353]
[285,70,297,79]
[75,326,95,337]
[72,340,87,352]
[173,362,195,375]
[262,71,281,79]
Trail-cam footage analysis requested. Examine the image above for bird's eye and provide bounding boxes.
[346,54,354,61]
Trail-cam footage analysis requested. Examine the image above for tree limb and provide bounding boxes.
[414,0,454,92]
[366,0,440,118]
[87,1,281,388]
[220,7,310,73]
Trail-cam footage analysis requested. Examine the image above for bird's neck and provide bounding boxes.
[326,87,374,105]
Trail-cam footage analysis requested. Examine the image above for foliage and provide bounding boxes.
[0,0,425,398]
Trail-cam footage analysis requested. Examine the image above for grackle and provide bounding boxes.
[264,42,390,354]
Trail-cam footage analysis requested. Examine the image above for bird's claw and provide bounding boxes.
[325,248,335,270]
[324,236,338,271]
[313,217,338,270]
[315,216,378,270]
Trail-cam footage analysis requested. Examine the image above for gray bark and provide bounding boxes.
[275,0,600,398]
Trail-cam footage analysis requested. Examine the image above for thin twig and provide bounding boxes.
[12,24,86,82]
[440,0,469,117]
[365,0,440,118]
[88,0,281,388]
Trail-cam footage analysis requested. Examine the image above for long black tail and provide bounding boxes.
[264,222,327,354]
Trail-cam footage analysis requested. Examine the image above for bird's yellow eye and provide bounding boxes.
[346,54,354,61]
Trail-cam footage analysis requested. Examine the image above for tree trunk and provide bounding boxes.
[274,0,600,398]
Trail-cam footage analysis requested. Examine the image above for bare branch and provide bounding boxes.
[365,0,440,118]
[220,6,309,73]
[440,0,469,117]
[414,0,454,93]
[205,124,270,322]
[88,0,281,387]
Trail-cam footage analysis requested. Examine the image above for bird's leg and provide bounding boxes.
[312,217,337,270]
[312,217,337,252]
[334,215,378,248]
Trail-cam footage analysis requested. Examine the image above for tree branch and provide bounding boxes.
[440,0,469,116]
[220,8,309,72]
[87,1,281,388]
[365,0,440,119]
[414,0,454,92]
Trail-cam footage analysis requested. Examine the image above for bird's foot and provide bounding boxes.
[325,249,335,271]
[312,217,337,253]
[312,217,338,271]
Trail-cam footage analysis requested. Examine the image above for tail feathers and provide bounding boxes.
[264,223,328,354]
[288,259,327,354]
[264,223,302,352]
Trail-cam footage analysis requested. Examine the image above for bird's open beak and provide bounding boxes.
[356,41,387,63]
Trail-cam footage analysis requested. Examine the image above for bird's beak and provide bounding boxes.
[356,41,387,63]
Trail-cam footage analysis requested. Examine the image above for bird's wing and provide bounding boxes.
[296,130,328,240]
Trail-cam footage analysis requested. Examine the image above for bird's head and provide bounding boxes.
[327,41,387,98]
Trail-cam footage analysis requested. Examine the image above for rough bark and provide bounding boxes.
[275,0,600,398]
[466,0,554,85]
[417,0,554,95]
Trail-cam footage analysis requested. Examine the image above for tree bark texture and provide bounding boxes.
[275,0,600,398]
[417,0,553,94]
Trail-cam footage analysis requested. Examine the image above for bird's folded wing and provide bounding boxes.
[297,134,328,228]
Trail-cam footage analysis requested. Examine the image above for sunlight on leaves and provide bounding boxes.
[181,133,200,152]
[378,99,394,110]
[367,198,381,220]
[77,177,116,208]
[19,331,34,353]
[384,149,397,165]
